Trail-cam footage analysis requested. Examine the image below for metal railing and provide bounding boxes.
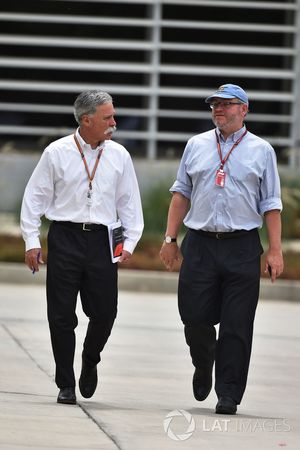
[0,0,299,163]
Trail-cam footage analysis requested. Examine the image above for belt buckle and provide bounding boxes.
[216,232,222,239]
[82,223,91,231]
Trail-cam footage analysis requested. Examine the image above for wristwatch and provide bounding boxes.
[165,235,177,244]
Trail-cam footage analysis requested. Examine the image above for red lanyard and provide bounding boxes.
[74,134,103,191]
[215,129,247,170]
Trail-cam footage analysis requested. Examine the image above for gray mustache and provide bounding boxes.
[104,126,117,135]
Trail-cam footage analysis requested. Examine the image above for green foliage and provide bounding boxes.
[2,169,300,277]
[140,173,300,242]
[141,181,173,236]
[280,173,300,239]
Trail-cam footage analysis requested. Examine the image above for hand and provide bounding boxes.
[25,248,44,273]
[118,250,132,263]
[264,250,284,283]
[159,242,181,271]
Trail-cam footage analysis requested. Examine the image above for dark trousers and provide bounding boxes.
[178,228,263,404]
[46,222,118,388]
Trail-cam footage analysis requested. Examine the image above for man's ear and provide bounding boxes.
[242,104,249,118]
[81,114,91,127]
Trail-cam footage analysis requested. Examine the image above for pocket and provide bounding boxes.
[47,222,54,248]
[236,230,263,262]
[180,232,189,258]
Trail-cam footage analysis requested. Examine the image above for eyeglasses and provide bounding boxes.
[209,101,243,110]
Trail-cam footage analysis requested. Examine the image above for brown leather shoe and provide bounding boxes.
[57,387,76,405]
[192,367,213,401]
[215,396,237,415]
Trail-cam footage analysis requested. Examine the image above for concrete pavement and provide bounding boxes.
[0,282,299,449]
[1,262,300,301]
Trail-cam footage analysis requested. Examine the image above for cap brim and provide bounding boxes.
[205,93,236,103]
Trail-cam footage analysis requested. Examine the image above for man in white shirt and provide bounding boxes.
[21,90,144,405]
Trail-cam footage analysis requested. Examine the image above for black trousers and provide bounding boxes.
[178,228,263,404]
[46,221,118,388]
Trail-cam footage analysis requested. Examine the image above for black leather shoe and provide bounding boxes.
[192,367,213,401]
[215,396,237,415]
[57,387,76,405]
[79,360,98,399]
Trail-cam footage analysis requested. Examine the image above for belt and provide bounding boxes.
[53,221,106,232]
[191,229,255,240]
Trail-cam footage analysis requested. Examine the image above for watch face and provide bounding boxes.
[165,236,172,243]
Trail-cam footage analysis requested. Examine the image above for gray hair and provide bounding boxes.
[73,90,113,124]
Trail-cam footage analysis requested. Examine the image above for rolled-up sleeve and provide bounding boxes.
[170,142,192,199]
[259,146,283,215]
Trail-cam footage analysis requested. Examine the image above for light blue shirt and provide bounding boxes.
[170,126,282,232]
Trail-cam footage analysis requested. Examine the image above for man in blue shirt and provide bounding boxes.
[160,84,283,415]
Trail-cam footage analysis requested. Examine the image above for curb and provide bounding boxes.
[0,262,299,302]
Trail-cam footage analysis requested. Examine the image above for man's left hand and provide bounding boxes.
[264,250,284,283]
[118,250,132,263]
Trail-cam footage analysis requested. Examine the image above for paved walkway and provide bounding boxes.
[0,283,299,449]
[1,263,300,301]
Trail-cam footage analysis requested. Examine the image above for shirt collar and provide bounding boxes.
[75,128,104,151]
[216,125,246,143]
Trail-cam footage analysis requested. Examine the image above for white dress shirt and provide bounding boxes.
[21,129,144,253]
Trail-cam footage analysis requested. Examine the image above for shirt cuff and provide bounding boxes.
[123,239,137,255]
[170,186,191,200]
[259,197,283,216]
[25,237,41,252]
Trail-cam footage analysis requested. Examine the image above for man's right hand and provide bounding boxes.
[159,242,181,271]
[25,248,44,273]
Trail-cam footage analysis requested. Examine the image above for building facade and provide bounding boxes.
[0,0,300,164]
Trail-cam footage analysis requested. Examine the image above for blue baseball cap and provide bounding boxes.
[205,84,248,104]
